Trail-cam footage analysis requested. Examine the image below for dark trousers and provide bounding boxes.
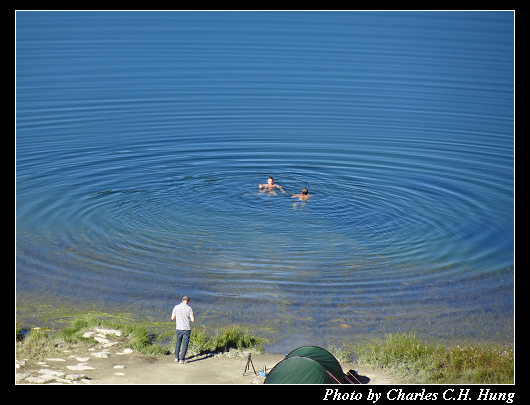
[175,329,191,361]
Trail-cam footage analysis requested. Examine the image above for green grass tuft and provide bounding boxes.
[357,333,514,384]
[181,325,265,356]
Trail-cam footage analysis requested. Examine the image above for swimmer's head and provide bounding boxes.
[267,176,274,185]
[301,187,308,195]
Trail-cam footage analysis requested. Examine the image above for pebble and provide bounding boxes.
[66,363,95,371]
[103,341,119,347]
[38,369,65,378]
[16,372,30,381]
[91,351,110,358]
[25,375,55,384]
[65,373,87,380]
[94,336,110,344]
[21,369,67,384]
[95,328,122,336]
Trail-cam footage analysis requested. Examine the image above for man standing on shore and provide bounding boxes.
[171,296,195,364]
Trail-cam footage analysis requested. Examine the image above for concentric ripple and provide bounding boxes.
[16,11,513,345]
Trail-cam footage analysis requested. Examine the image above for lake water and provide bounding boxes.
[16,11,514,349]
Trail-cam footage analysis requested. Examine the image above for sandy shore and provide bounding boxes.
[17,352,400,385]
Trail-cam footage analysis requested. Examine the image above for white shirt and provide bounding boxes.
[172,302,194,330]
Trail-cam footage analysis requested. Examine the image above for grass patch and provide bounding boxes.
[16,327,67,363]
[328,344,355,364]
[357,333,514,384]
[59,317,169,356]
[16,316,169,361]
[178,325,266,357]
[16,317,266,366]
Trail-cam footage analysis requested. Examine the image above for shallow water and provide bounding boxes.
[16,11,514,348]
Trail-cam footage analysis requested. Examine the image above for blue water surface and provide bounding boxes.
[16,11,514,347]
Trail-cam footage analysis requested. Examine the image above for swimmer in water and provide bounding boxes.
[292,187,312,201]
[259,176,285,193]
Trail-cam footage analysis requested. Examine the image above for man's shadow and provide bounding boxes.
[186,351,217,363]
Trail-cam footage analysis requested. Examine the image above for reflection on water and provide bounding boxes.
[16,11,513,346]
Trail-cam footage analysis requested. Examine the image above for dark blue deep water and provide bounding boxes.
[16,11,514,348]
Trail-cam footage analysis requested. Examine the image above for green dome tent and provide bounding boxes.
[264,346,347,384]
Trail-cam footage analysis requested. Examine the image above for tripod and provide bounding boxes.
[243,353,257,376]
